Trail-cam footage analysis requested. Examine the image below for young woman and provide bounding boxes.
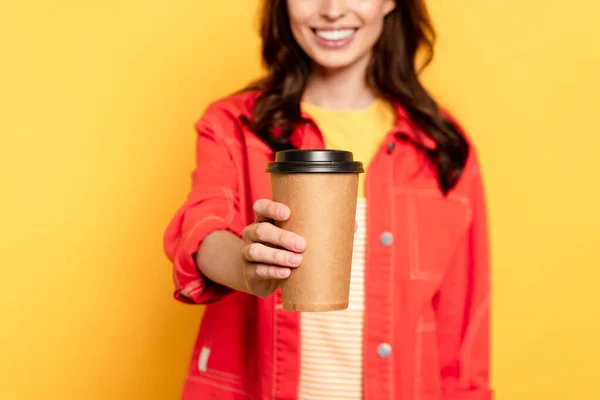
[164,0,492,399]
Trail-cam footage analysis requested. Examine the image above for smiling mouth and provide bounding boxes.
[311,28,358,41]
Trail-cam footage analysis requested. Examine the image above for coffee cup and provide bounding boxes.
[266,150,364,312]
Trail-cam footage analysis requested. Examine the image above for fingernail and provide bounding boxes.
[294,237,306,251]
[288,254,302,266]
[278,269,290,278]
[277,207,288,219]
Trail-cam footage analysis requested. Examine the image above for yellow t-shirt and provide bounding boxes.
[297,98,396,399]
[301,98,396,196]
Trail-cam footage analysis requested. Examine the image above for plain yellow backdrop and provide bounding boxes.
[1,0,599,399]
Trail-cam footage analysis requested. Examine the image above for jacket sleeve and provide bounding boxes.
[163,109,245,304]
[435,150,493,400]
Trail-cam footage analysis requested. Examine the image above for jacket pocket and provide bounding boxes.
[187,298,252,396]
[183,374,253,400]
[394,189,471,284]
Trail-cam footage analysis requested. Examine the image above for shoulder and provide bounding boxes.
[439,107,484,189]
[196,90,259,131]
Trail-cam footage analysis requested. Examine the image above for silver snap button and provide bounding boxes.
[377,343,392,358]
[380,232,393,246]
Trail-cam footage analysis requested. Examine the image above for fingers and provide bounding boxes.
[242,199,305,286]
[246,222,306,252]
[249,264,291,280]
[243,243,303,267]
[253,199,290,222]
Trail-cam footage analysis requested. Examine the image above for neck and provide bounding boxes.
[303,56,375,111]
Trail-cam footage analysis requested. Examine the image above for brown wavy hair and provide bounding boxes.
[243,0,469,194]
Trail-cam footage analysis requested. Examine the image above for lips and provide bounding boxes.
[313,28,357,41]
[310,27,358,49]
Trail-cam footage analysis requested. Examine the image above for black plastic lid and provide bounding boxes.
[266,150,364,174]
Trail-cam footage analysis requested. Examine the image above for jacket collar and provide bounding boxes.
[298,100,437,151]
[389,101,437,150]
[237,91,437,151]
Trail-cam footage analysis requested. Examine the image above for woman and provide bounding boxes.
[164,0,492,399]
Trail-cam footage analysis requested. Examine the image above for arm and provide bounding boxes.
[435,156,493,400]
[163,109,305,303]
[196,230,248,294]
[163,111,246,304]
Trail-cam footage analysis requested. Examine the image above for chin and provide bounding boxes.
[311,53,363,71]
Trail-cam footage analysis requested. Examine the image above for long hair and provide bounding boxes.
[244,0,469,194]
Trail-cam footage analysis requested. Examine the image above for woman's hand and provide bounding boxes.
[241,199,307,298]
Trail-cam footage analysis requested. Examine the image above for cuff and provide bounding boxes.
[172,215,243,304]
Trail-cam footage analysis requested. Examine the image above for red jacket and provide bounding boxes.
[164,91,492,400]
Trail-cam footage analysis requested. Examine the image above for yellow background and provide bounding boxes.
[1,0,598,399]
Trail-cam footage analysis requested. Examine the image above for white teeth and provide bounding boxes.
[315,29,356,41]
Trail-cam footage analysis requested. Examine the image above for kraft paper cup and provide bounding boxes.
[266,150,364,312]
